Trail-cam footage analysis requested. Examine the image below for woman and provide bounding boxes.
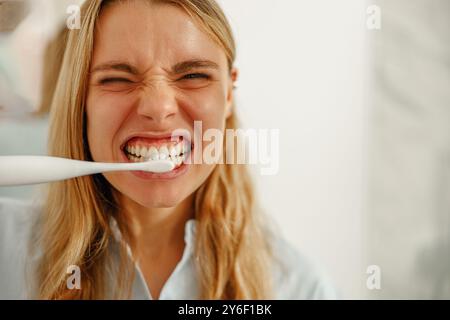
[0,0,337,299]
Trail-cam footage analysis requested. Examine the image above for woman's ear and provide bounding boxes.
[225,67,238,119]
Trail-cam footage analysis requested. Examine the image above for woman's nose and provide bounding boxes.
[136,82,177,123]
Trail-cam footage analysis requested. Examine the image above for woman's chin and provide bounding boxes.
[125,189,186,209]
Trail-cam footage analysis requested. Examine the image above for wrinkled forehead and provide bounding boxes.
[92,0,227,72]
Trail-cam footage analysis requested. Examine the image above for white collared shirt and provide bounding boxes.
[0,197,338,299]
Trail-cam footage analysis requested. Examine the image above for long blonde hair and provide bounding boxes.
[36,0,273,299]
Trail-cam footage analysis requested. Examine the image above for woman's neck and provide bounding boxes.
[118,193,195,255]
[117,194,196,299]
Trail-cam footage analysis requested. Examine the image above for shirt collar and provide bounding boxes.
[107,217,198,299]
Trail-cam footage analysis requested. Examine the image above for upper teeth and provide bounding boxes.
[126,142,188,161]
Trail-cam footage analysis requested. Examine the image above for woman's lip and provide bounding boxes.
[119,148,191,180]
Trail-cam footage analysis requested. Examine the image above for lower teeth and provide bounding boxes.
[126,153,185,167]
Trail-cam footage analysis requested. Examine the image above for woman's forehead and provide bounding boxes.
[92,1,227,71]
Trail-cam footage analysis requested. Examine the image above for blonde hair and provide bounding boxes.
[35,0,273,299]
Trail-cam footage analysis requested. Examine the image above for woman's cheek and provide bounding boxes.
[184,89,228,126]
[86,93,129,161]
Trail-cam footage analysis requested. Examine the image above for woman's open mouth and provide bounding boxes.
[120,135,193,179]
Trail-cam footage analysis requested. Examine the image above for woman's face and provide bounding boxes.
[86,1,235,208]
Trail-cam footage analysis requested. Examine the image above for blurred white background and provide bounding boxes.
[218,0,368,298]
[1,0,449,299]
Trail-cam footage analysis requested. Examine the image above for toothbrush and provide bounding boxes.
[0,155,176,186]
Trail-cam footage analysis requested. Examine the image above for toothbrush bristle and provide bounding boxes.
[146,159,175,173]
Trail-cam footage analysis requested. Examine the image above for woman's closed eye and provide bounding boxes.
[99,77,133,85]
[96,77,136,92]
[177,73,213,89]
[180,73,211,80]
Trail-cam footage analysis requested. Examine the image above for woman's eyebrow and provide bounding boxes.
[171,59,219,74]
[90,59,220,75]
[91,62,139,74]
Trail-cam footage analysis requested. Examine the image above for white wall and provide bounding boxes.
[218,0,369,298]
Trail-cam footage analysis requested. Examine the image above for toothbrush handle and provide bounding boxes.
[0,156,143,186]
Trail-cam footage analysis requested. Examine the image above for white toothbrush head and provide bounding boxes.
[143,159,176,173]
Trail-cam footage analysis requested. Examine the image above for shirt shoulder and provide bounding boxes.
[269,229,339,300]
[0,197,42,299]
